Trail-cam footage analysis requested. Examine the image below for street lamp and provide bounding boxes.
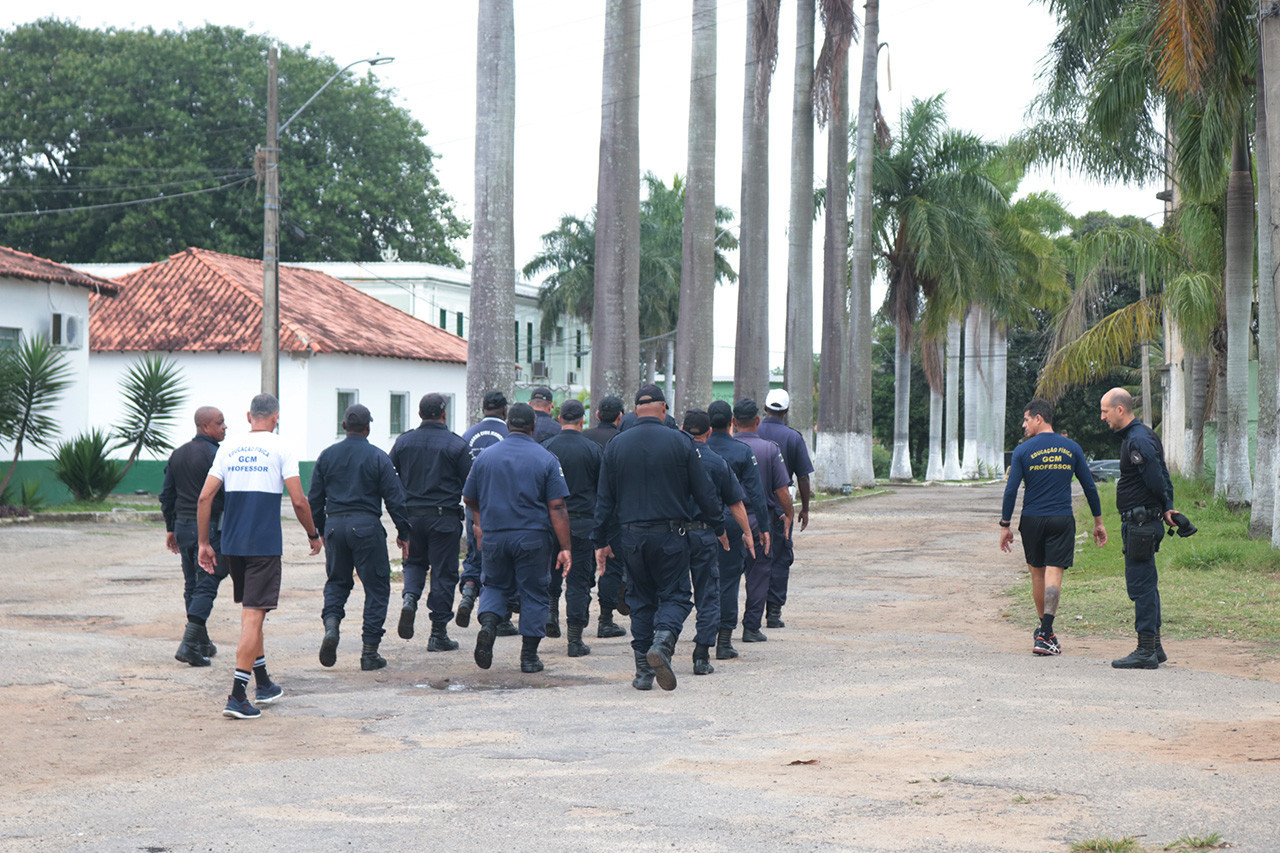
[261,49,395,397]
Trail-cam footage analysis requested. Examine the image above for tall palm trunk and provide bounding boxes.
[924,338,944,481]
[889,319,913,481]
[735,0,779,404]
[961,305,982,478]
[1220,129,1254,507]
[1253,58,1278,538]
[1139,272,1152,419]
[469,0,516,421]
[1189,352,1209,476]
[942,317,963,479]
[976,308,994,474]
[784,0,816,438]
[592,0,642,401]
[990,323,1008,473]
[1262,2,1280,546]
[675,0,716,415]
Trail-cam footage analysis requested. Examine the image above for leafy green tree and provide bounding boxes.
[0,335,72,496]
[113,355,188,480]
[0,20,466,265]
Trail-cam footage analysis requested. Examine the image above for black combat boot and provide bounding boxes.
[693,642,714,675]
[196,623,217,658]
[455,582,478,628]
[715,627,739,660]
[766,602,785,629]
[1111,633,1160,669]
[360,642,386,671]
[319,616,341,667]
[496,613,520,636]
[520,635,544,673]
[646,630,678,691]
[1155,631,1168,664]
[175,621,210,667]
[632,649,655,691]
[427,620,459,652]
[741,626,768,643]
[567,624,591,657]
[398,591,418,639]
[597,607,626,638]
[545,594,561,638]
[474,612,500,670]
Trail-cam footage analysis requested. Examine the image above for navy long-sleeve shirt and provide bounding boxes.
[689,443,745,528]
[1116,419,1174,513]
[308,434,411,540]
[593,416,725,547]
[159,433,223,531]
[389,420,472,513]
[1002,431,1102,521]
[706,429,768,532]
[542,429,603,526]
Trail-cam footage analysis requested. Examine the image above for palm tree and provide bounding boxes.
[1259,6,1280,545]
[112,354,187,481]
[942,317,963,479]
[0,335,72,497]
[470,0,516,421]
[593,0,642,401]
[675,0,717,415]
[784,0,817,437]
[1251,59,1276,539]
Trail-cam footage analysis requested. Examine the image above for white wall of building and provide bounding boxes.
[0,278,94,460]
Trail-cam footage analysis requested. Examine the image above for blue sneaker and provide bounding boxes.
[222,695,261,719]
[254,682,284,705]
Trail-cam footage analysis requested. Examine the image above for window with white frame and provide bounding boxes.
[336,389,358,434]
[389,392,409,435]
[0,327,20,351]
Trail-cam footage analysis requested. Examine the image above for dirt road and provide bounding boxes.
[1,483,1278,852]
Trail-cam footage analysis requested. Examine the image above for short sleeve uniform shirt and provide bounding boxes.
[208,430,298,556]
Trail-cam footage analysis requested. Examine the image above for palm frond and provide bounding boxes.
[1036,293,1164,401]
[1152,0,1220,96]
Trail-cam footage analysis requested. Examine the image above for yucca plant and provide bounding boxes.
[0,335,72,497]
[53,429,123,503]
[112,355,187,481]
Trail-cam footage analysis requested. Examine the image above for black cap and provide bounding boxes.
[635,384,665,405]
[419,392,446,419]
[559,399,585,422]
[482,390,508,412]
[707,400,733,429]
[597,395,624,419]
[507,402,535,431]
[682,409,711,436]
[531,386,554,402]
[342,403,373,429]
[733,398,759,420]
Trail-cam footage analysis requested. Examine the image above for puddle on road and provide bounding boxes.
[411,675,599,692]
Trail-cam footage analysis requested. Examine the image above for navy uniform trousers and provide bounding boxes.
[687,527,721,647]
[742,533,774,631]
[620,527,694,654]
[1121,520,1163,635]
[321,513,392,645]
[403,510,463,623]
[718,535,749,631]
[767,514,793,608]
[555,518,598,628]
[175,518,228,619]
[478,530,553,636]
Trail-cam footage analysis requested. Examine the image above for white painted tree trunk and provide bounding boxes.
[1163,312,1188,475]
[1220,131,1254,507]
[942,317,963,479]
[975,308,993,476]
[926,383,944,481]
[1253,57,1277,538]
[783,0,815,438]
[1264,3,1280,546]
[889,325,914,481]
[961,306,981,478]
[990,323,1008,475]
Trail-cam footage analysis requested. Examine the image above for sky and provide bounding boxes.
[7,0,1162,377]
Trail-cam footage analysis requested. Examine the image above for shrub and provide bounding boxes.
[872,443,891,479]
[52,429,123,502]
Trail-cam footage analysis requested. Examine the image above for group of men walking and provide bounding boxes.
[163,384,813,718]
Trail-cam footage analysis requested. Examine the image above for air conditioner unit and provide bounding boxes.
[531,361,549,380]
[51,313,84,348]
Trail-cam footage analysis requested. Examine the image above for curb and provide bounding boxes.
[29,509,165,524]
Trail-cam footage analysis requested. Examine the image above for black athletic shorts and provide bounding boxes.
[227,554,282,610]
[1018,515,1076,568]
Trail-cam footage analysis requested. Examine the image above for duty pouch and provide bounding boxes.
[1124,518,1163,562]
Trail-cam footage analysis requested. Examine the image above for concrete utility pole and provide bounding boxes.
[262,45,280,397]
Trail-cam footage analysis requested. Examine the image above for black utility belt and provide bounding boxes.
[1120,506,1163,524]
[413,506,463,517]
[623,519,709,533]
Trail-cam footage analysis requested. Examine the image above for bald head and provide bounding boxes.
[194,406,227,441]
[1100,387,1135,431]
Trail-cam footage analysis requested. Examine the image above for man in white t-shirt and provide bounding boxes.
[198,393,321,719]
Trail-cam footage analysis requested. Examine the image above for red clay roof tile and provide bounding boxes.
[0,246,119,294]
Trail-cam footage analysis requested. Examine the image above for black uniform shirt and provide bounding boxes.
[534,410,562,442]
[159,433,223,531]
[593,416,725,547]
[706,430,769,531]
[689,443,745,528]
[542,429,603,531]
[389,420,472,512]
[582,422,621,449]
[1116,419,1174,513]
[308,434,411,540]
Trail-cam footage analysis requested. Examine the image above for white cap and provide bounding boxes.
[764,388,790,412]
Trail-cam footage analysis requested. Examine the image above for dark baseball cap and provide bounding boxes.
[707,399,733,429]
[597,395,624,418]
[531,386,554,402]
[342,403,373,429]
[482,390,508,411]
[635,384,665,405]
[559,399,585,422]
[733,397,759,420]
[507,402,535,431]
[419,392,446,419]
[682,408,711,436]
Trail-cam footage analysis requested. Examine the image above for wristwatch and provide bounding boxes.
[998,520,1010,528]
[308,530,321,540]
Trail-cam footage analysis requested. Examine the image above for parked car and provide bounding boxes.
[1088,459,1121,483]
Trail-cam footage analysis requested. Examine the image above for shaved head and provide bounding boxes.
[1103,388,1133,411]
[194,406,222,428]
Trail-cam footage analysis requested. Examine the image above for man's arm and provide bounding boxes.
[796,474,811,532]
[463,496,483,552]
[196,474,223,571]
[728,500,755,559]
[285,476,322,556]
[306,458,328,543]
[548,497,573,578]
[775,486,794,539]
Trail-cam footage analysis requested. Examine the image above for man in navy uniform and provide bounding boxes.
[459,391,517,636]
[162,406,229,667]
[309,404,412,671]
[582,396,630,636]
[463,403,572,674]
[541,398,603,656]
[390,392,472,653]
[706,400,771,660]
[1101,387,1179,669]
[681,409,754,675]
[530,386,562,442]
[758,389,814,628]
[593,384,726,692]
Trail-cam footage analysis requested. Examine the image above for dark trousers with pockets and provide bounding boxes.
[742,531,774,630]
[620,527,693,655]
[1121,520,1163,635]
[597,547,626,612]
[175,518,228,620]
[321,514,391,645]
[477,530,553,637]
[717,535,749,630]
[766,515,793,607]
[403,511,462,624]
[561,519,597,628]
[688,527,721,646]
